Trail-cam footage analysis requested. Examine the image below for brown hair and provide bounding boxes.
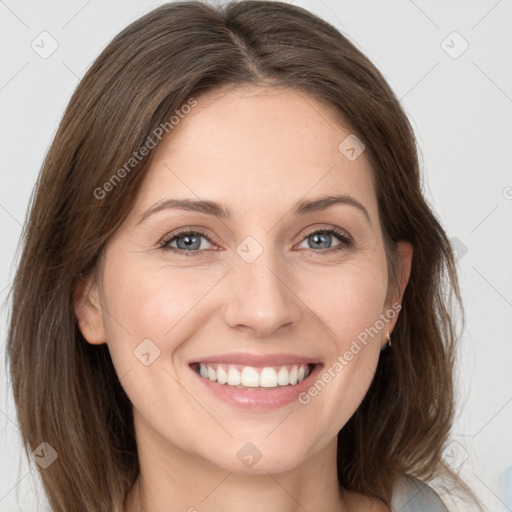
[6,1,478,510]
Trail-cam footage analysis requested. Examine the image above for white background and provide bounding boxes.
[1,1,511,511]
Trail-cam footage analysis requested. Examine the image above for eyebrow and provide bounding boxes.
[137,194,371,225]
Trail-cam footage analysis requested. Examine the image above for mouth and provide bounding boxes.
[189,362,316,390]
[188,353,322,409]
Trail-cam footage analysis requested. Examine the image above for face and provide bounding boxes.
[75,85,412,475]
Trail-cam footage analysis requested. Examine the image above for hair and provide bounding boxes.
[6,1,479,510]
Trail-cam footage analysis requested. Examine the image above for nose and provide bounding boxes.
[222,246,302,339]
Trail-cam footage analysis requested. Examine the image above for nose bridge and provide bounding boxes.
[223,235,301,336]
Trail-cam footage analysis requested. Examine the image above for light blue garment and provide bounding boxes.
[499,463,512,511]
[391,476,449,512]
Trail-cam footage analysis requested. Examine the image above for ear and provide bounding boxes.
[73,273,107,345]
[382,241,413,342]
[394,241,413,303]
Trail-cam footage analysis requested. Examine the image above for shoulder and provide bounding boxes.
[342,475,449,512]
[391,475,449,512]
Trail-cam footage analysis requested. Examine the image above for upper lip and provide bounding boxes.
[189,352,321,367]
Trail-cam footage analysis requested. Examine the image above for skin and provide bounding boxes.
[75,85,413,512]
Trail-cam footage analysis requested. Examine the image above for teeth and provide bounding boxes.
[259,367,278,388]
[241,366,260,387]
[227,366,241,386]
[289,365,298,385]
[196,363,312,388]
[277,366,289,385]
[216,366,227,385]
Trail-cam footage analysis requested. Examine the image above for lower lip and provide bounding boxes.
[190,364,323,411]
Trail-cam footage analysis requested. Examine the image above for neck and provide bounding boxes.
[126,417,349,512]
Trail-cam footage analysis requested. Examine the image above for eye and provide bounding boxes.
[159,229,215,254]
[295,227,352,252]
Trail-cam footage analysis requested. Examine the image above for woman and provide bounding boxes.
[7,1,480,511]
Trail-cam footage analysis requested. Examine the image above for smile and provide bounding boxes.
[193,362,313,389]
[188,353,322,410]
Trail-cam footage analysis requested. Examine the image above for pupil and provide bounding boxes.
[311,233,330,249]
[178,235,200,250]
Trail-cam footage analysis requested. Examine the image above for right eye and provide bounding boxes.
[159,229,216,255]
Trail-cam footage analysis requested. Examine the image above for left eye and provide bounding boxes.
[296,229,349,251]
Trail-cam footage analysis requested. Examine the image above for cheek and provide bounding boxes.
[335,272,387,345]
[299,257,389,347]
[98,263,207,437]
[101,259,216,350]
[294,259,388,434]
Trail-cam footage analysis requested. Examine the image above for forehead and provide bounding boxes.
[131,85,378,222]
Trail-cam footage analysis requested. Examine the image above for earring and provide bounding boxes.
[386,332,392,347]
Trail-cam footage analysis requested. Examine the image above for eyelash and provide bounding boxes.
[158,226,352,256]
